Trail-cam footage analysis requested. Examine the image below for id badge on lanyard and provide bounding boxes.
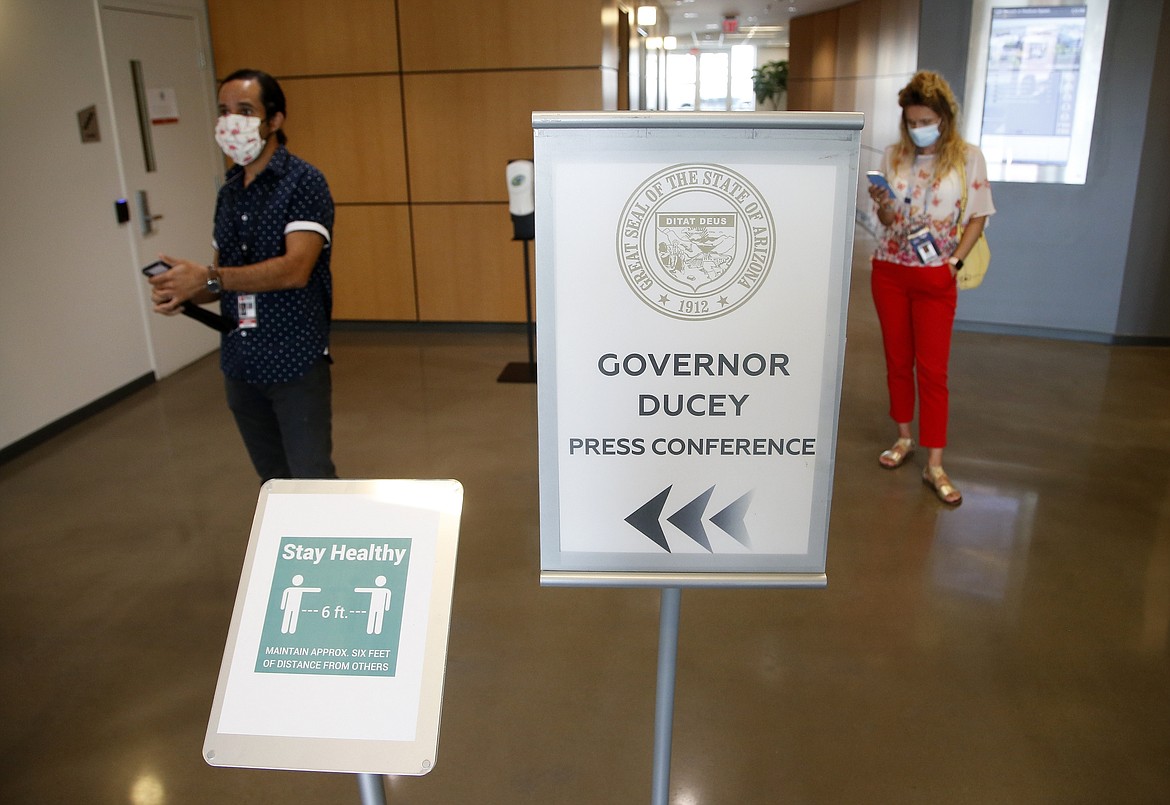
[237,294,258,328]
[905,176,940,264]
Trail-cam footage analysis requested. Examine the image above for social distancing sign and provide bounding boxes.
[256,537,412,677]
[204,479,463,775]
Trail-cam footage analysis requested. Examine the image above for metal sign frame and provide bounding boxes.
[535,112,863,588]
[204,479,463,775]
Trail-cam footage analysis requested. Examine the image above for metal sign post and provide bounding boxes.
[358,773,388,805]
[651,588,682,805]
[533,112,863,800]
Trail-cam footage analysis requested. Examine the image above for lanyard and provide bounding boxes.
[903,159,935,224]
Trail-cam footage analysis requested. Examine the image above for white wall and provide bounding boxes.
[757,46,790,64]
[0,0,212,452]
[0,0,150,450]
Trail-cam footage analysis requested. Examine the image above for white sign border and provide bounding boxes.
[534,112,863,587]
[203,479,464,775]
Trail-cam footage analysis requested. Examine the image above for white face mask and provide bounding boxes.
[215,114,266,165]
[909,123,941,149]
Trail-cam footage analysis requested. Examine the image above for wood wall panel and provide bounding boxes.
[601,0,621,70]
[810,10,841,111]
[788,14,813,109]
[331,205,416,320]
[785,0,921,212]
[404,70,603,203]
[877,0,920,77]
[873,0,919,158]
[398,0,607,72]
[844,0,882,127]
[281,76,408,204]
[412,205,528,322]
[788,9,840,111]
[835,4,862,112]
[206,0,612,323]
[208,0,398,78]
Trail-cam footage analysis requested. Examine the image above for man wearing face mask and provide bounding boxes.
[146,68,336,482]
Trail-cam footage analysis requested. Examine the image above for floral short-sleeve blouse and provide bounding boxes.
[872,143,995,267]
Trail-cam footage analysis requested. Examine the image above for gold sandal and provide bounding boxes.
[922,465,962,505]
[879,437,914,469]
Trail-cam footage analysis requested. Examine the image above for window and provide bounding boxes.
[665,45,757,112]
[665,52,697,110]
[963,1,1110,184]
[698,52,729,110]
[729,45,757,111]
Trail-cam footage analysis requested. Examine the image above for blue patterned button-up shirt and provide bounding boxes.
[213,146,333,384]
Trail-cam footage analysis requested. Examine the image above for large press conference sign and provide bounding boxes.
[535,113,863,586]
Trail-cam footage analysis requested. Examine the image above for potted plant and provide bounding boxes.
[751,60,789,110]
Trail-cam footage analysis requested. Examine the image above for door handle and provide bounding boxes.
[136,190,163,236]
[130,59,157,173]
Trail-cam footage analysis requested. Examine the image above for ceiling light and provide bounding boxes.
[637,6,657,26]
[663,35,678,49]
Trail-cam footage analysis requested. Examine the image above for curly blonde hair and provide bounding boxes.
[890,71,968,180]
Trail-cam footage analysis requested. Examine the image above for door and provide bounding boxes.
[101,2,224,378]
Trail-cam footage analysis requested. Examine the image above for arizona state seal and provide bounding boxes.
[617,163,775,321]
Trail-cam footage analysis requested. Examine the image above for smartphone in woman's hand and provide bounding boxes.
[866,171,895,198]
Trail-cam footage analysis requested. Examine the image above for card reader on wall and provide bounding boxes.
[115,198,130,224]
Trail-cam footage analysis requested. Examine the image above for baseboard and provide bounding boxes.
[954,320,1170,346]
[333,320,531,334]
[0,373,156,466]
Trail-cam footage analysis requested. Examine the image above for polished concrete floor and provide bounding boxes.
[2,240,1169,804]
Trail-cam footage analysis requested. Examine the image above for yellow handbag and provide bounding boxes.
[956,162,990,290]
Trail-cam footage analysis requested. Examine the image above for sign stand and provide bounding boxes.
[651,587,682,805]
[497,237,536,383]
[358,773,388,805]
[499,159,537,383]
[532,111,864,802]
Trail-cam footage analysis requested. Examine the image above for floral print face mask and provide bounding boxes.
[214,114,266,166]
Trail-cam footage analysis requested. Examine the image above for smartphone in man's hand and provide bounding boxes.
[141,260,236,333]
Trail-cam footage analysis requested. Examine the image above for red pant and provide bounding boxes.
[870,259,957,448]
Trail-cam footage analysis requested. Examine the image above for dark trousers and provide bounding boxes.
[224,358,336,482]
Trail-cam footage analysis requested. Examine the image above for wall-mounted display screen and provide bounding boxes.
[964,1,1110,184]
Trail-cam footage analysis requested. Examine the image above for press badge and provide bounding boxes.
[237,294,258,329]
[908,227,941,264]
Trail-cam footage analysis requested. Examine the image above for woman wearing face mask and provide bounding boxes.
[866,70,995,505]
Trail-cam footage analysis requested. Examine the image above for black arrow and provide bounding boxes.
[625,485,673,552]
[710,490,754,548]
[667,486,714,552]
